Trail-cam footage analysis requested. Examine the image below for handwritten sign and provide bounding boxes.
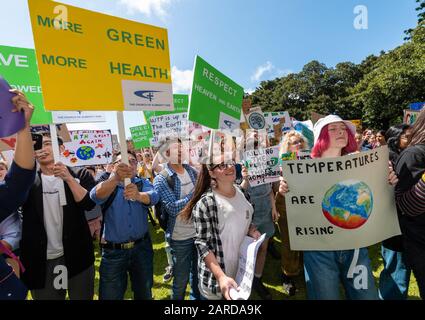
[149,112,188,146]
[244,146,280,186]
[60,130,113,166]
[281,146,401,250]
[130,125,153,149]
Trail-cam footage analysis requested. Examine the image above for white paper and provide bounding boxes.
[52,111,106,124]
[0,150,14,166]
[229,233,266,300]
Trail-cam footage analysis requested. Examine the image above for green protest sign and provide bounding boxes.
[144,94,189,121]
[188,56,243,130]
[130,125,153,149]
[0,45,52,125]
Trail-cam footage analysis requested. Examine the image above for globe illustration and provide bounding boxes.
[76,146,95,161]
[322,180,373,229]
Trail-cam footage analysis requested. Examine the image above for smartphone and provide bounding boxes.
[31,133,43,151]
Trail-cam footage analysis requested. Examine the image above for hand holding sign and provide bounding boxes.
[218,275,239,300]
[0,76,26,138]
[53,162,73,183]
[113,163,133,181]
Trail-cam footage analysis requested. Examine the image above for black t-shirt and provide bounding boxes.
[395,144,425,246]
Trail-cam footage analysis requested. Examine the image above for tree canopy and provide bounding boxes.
[249,3,425,130]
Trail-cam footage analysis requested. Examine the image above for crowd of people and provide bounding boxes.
[1,90,425,301]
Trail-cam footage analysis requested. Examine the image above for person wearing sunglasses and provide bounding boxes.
[181,154,260,300]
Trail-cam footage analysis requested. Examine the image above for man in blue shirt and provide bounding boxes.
[90,151,159,300]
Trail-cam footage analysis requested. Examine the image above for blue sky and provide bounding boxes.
[0,0,419,135]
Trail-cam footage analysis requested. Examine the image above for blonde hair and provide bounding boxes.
[279,131,308,155]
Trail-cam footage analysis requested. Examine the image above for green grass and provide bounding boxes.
[91,223,421,300]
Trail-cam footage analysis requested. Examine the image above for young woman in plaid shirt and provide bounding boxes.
[180,154,261,300]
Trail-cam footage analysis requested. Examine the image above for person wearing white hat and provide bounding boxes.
[278,114,399,300]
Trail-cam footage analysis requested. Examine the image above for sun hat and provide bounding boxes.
[313,115,356,145]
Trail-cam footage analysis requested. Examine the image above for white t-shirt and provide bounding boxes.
[200,187,254,300]
[41,174,64,260]
[172,169,196,241]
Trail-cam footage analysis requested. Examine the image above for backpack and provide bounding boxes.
[154,169,175,231]
[99,179,156,242]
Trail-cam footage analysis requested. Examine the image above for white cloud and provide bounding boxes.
[250,62,293,83]
[171,66,193,93]
[118,0,174,18]
[245,88,255,95]
[250,61,274,82]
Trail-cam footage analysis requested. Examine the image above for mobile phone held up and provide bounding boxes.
[31,133,43,151]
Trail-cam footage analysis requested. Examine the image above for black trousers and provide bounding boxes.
[404,239,425,299]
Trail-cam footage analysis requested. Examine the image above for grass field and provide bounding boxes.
[91,223,421,300]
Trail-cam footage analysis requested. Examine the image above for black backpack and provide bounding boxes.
[154,169,175,231]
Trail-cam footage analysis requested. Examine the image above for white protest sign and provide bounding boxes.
[281,146,401,251]
[149,112,188,146]
[264,111,291,138]
[52,111,106,124]
[244,146,281,186]
[111,134,120,153]
[60,130,113,167]
[247,107,266,130]
[229,233,266,300]
[0,150,14,167]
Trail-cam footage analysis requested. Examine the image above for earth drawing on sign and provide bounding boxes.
[322,180,373,229]
[76,146,95,161]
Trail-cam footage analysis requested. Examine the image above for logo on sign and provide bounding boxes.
[223,120,235,129]
[248,112,266,129]
[134,90,162,102]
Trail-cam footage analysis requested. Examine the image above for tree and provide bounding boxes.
[404,0,425,40]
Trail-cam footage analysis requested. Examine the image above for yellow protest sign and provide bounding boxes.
[349,119,362,131]
[27,0,173,111]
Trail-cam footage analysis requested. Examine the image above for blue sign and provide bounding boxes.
[409,102,425,111]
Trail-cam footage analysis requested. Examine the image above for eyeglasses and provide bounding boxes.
[114,159,138,165]
[211,160,236,170]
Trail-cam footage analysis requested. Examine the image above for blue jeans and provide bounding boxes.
[99,236,153,300]
[170,237,200,300]
[304,248,378,300]
[378,246,411,300]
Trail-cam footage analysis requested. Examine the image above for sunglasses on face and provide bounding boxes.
[211,160,236,171]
